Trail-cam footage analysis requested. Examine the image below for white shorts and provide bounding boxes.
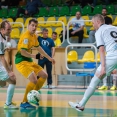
[97,57,117,77]
[0,66,9,81]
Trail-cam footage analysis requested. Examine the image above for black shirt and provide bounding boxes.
[104,16,112,25]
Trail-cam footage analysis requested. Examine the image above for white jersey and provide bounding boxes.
[71,17,84,31]
[0,33,7,55]
[95,24,117,58]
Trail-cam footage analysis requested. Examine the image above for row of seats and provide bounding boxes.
[1,14,117,30]
[10,26,89,39]
[0,4,116,18]
[67,50,101,64]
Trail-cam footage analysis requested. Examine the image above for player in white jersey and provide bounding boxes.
[68,14,117,112]
[0,20,18,109]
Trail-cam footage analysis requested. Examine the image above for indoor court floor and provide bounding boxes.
[0,87,117,117]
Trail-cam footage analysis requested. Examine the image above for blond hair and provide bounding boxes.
[92,14,105,24]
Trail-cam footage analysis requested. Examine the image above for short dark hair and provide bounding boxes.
[29,18,38,25]
[102,8,107,11]
[0,20,10,29]
[42,28,48,32]
[52,32,57,35]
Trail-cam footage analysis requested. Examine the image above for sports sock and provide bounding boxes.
[103,76,107,86]
[23,82,35,102]
[6,84,15,105]
[79,75,101,107]
[33,77,46,90]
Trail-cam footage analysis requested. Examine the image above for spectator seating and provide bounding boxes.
[69,5,81,16]
[77,51,94,63]
[13,18,24,28]
[81,5,92,16]
[11,28,20,39]
[59,6,69,16]
[37,17,45,27]
[24,17,32,28]
[67,50,78,64]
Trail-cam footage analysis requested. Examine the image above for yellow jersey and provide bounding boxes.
[15,30,39,64]
[54,38,61,47]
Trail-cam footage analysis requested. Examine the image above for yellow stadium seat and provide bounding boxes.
[82,16,92,27]
[20,28,27,37]
[90,27,94,30]
[0,18,3,24]
[43,17,56,27]
[107,15,113,21]
[68,16,75,27]
[83,27,89,38]
[67,50,78,64]
[11,28,20,39]
[77,51,94,63]
[54,16,67,27]
[46,28,53,37]
[13,18,24,28]
[54,27,63,37]
[6,18,14,26]
[37,17,45,27]
[36,28,42,36]
[90,52,100,62]
[112,16,117,26]
[24,17,32,28]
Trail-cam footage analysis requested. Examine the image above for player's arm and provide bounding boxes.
[37,46,53,61]
[0,55,11,72]
[51,47,55,58]
[99,46,105,67]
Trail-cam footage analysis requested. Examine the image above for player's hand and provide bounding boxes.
[8,71,15,77]
[40,54,44,60]
[49,58,55,64]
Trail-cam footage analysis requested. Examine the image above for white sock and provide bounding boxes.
[103,76,107,86]
[6,84,15,105]
[79,75,101,107]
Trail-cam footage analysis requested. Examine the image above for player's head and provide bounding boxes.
[42,28,48,38]
[52,32,57,40]
[102,8,108,17]
[92,14,105,30]
[76,12,81,19]
[28,18,38,34]
[0,20,11,36]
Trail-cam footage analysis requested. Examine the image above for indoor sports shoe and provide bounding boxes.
[98,86,108,90]
[4,103,19,109]
[68,101,84,112]
[29,102,39,107]
[110,86,117,90]
[20,102,36,109]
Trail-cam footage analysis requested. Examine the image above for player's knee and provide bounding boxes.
[32,79,38,84]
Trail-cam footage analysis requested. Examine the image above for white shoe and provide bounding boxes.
[4,103,19,109]
[43,85,48,88]
[68,101,84,112]
[48,85,56,89]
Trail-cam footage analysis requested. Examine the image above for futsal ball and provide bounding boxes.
[27,90,40,104]
[6,42,11,48]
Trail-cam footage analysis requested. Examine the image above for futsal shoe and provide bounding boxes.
[20,102,36,109]
[98,86,108,90]
[4,103,19,109]
[110,86,117,90]
[68,101,84,112]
